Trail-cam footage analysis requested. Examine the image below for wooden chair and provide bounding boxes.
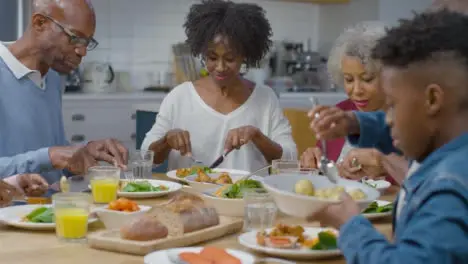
[283,108,317,159]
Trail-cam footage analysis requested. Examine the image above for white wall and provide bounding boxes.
[379,0,433,26]
[85,0,320,90]
[317,0,379,57]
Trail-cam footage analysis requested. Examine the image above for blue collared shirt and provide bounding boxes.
[0,47,68,183]
[347,111,399,154]
[338,132,468,264]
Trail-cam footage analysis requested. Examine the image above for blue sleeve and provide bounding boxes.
[0,148,53,177]
[338,190,468,264]
[347,111,399,154]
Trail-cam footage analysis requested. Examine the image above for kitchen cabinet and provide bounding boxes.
[62,93,165,150]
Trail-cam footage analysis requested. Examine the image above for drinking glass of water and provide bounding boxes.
[271,159,301,174]
[128,150,154,179]
[243,189,277,231]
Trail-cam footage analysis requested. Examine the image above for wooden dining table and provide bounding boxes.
[0,173,397,264]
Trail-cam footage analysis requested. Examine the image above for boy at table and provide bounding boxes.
[311,10,468,264]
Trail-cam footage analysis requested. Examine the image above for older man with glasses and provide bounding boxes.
[0,0,128,186]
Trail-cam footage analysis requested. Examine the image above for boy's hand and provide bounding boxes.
[309,192,361,229]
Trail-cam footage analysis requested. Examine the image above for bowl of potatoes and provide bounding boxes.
[262,171,380,218]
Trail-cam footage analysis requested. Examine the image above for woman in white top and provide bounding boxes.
[141,0,297,172]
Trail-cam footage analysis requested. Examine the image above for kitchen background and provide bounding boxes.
[1,0,434,162]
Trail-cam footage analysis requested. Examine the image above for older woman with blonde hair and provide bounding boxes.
[300,21,407,185]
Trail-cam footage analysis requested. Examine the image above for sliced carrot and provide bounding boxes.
[179,252,213,264]
[199,247,241,264]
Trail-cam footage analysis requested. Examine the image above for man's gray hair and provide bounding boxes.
[327,21,387,86]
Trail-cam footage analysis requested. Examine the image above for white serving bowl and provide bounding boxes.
[201,187,245,217]
[185,172,263,192]
[93,205,151,229]
[262,174,380,218]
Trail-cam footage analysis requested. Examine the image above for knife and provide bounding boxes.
[208,149,233,169]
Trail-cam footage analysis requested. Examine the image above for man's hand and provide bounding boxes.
[0,180,22,207]
[17,174,49,197]
[67,139,128,175]
[308,192,361,229]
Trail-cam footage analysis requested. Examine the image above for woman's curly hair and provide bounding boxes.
[183,0,272,68]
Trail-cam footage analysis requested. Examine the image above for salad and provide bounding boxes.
[215,179,263,199]
[176,166,213,178]
[121,181,168,193]
[362,201,393,214]
[22,207,54,223]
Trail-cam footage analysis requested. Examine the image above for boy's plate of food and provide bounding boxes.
[238,224,341,259]
[166,167,251,182]
[362,200,393,220]
[0,204,98,231]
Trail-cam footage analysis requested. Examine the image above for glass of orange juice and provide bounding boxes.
[89,166,120,204]
[53,192,91,242]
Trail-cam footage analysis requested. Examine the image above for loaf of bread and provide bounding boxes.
[120,193,220,241]
[120,215,168,241]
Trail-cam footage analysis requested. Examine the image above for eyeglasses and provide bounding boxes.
[42,14,98,51]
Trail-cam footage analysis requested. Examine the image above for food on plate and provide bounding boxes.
[176,166,213,178]
[294,179,315,195]
[120,181,168,192]
[22,206,54,223]
[120,193,219,241]
[179,247,241,264]
[362,201,393,214]
[256,224,338,251]
[256,223,305,249]
[195,171,233,184]
[214,179,263,198]
[293,179,367,200]
[303,230,338,250]
[107,198,140,212]
[120,215,169,241]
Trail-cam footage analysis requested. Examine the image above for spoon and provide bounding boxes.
[309,96,339,184]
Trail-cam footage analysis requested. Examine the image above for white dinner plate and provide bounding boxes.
[117,179,182,198]
[0,204,98,231]
[144,247,255,264]
[166,168,251,182]
[88,179,182,199]
[238,227,342,260]
[362,200,393,220]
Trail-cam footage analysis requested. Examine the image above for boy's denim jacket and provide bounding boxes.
[339,111,468,264]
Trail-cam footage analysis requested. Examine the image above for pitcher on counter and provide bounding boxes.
[0,0,128,185]
[141,0,297,172]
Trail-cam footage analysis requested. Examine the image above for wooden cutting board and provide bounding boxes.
[88,216,243,255]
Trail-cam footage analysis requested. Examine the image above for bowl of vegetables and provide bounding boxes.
[201,179,264,217]
[93,197,151,229]
[118,179,182,199]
